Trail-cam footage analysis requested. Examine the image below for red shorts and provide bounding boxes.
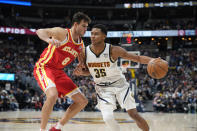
[33,66,78,97]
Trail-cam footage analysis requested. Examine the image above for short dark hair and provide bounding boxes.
[71,12,91,26]
[92,24,107,35]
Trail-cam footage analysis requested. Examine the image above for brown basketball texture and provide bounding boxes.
[147,59,168,79]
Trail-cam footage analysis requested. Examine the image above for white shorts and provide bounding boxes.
[95,79,136,111]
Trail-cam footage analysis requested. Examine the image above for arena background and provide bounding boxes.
[0,0,196,131]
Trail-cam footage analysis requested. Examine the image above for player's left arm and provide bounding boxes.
[111,46,155,64]
[73,67,91,76]
[74,45,91,76]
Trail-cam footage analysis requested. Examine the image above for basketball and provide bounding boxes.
[147,58,168,79]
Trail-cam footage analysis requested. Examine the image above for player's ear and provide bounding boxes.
[73,22,78,27]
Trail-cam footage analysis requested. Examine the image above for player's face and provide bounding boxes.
[76,20,88,37]
[91,28,106,45]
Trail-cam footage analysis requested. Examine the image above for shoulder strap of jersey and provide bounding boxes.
[81,40,84,47]
[67,28,72,42]
[85,45,87,64]
[109,44,116,63]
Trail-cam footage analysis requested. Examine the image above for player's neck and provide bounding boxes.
[91,42,105,54]
[70,27,80,43]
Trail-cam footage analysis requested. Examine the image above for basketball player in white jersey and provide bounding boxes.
[74,24,155,131]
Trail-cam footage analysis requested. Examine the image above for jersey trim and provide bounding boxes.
[97,94,109,103]
[38,45,56,67]
[69,29,83,45]
[85,46,87,64]
[36,67,47,91]
[89,43,106,58]
[123,87,130,104]
[64,87,78,97]
[109,44,116,63]
[35,45,56,90]
[35,45,53,90]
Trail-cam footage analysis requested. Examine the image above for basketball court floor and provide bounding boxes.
[0,111,196,131]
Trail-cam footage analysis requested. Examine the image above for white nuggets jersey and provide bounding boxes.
[86,43,125,84]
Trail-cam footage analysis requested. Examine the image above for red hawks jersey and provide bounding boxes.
[36,29,84,69]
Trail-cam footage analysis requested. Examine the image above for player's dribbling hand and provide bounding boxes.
[154,57,168,64]
[151,57,161,61]
[46,38,61,47]
[149,57,162,63]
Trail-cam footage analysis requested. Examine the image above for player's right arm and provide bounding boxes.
[111,45,155,64]
[36,27,67,47]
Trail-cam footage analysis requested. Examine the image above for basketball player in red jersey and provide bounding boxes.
[33,12,91,131]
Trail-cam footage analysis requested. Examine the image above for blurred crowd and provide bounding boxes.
[0,17,195,31]
[0,4,196,31]
[137,49,197,113]
[142,19,195,30]
[0,36,197,113]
